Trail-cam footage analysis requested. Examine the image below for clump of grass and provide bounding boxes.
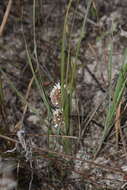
[95,48,127,156]
[60,0,93,152]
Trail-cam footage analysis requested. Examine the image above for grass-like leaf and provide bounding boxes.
[95,49,127,156]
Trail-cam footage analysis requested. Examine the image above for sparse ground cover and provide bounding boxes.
[1,0,127,189]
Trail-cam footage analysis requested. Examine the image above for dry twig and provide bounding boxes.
[0,0,13,36]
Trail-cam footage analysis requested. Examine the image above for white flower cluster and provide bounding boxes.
[50,82,61,107]
[50,82,64,128]
[52,109,64,128]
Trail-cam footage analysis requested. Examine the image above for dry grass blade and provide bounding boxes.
[0,0,12,36]
[0,134,18,144]
[34,147,125,175]
[21,76,34,122]
[115,100,122,149]
[14,76,34,133]
[25,40,52,118]
[118,102,127,160]
[0,76,6,126]
[114,100,127,159]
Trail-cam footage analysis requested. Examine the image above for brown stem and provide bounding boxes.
[0,0,13,36]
